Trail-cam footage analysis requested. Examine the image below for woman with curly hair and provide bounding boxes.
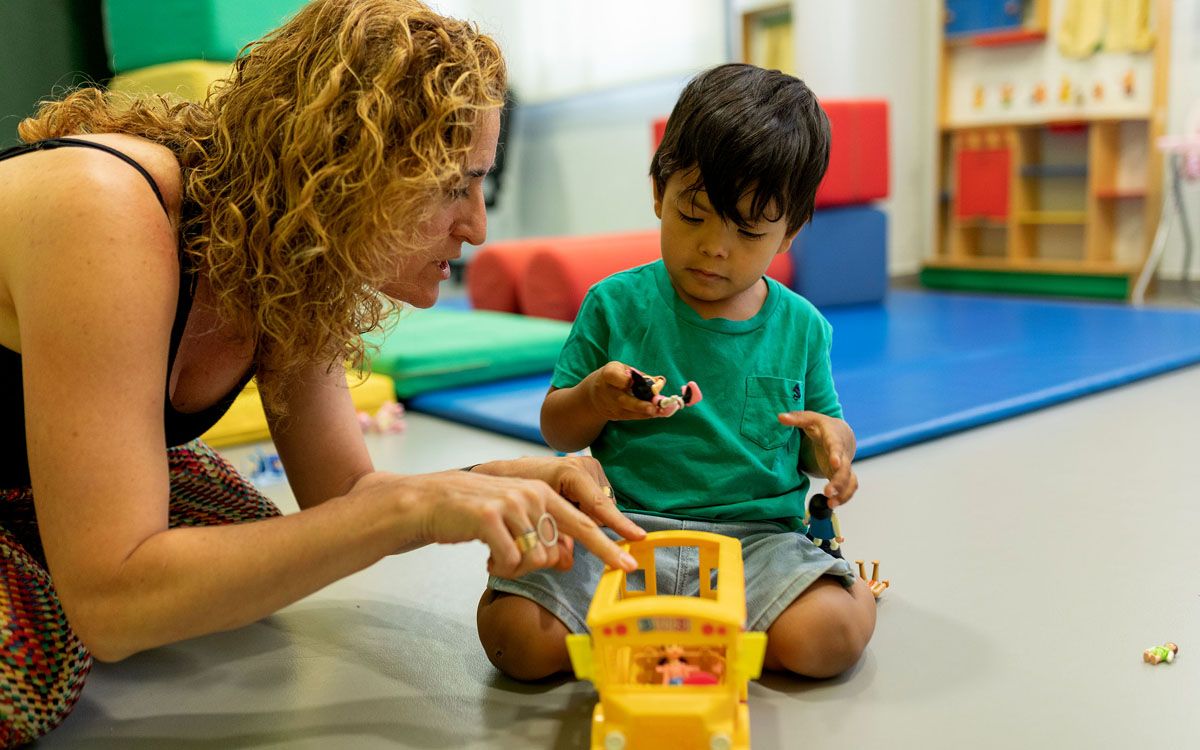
[0,0,643,744]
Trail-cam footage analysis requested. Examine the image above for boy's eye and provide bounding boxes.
[738,229,767,240]
[678,211,703,224]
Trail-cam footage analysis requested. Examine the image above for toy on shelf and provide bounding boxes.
[1143,642,1178,664]
[566,530,767,750]
[803,493,844,558]
[628,367,703,417]
[357,401,406,434]
[855,560,891,600]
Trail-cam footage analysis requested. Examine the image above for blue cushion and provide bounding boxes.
[791,205,887,307]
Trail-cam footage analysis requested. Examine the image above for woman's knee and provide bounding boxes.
[476,590,570,681]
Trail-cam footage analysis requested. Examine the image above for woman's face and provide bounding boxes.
[382,108,501,307]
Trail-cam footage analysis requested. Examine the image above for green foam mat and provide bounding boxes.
[366,309,570,399]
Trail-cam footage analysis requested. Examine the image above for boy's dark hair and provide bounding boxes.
[650,63,830,235]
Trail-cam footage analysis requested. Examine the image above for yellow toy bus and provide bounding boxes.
[565,530,768,750]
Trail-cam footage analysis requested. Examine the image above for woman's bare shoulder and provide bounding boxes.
[0,134,185,352]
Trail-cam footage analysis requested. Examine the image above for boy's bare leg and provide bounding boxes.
[762,577,877,678]
[477,589,572,680]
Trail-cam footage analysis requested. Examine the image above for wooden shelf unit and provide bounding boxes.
[925,0,1171,300]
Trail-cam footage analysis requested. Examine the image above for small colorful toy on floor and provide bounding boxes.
[247,450,286,486]
[804,493,844,558]
[1143,642,1179,664]
[855,560,890,600]
[628,367,702,416]
[357,401,406,434]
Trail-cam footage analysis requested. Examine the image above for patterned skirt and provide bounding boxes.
[0,440,281,747]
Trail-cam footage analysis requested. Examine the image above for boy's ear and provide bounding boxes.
[776,228,801,254]
[651,178,664,220]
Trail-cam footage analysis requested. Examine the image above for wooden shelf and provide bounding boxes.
[1020,164,1088,178]
[1094,188,1147,199]
[969,29,1047,47]
[1017,211,1088,225]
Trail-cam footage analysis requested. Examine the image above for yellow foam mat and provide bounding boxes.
[109,60,234,102]
[202,370,397,448]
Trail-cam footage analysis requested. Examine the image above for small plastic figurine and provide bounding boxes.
[655,645,699,686]
[1143,642,1178,664]
[804,493,843,559]
[628,367,703,417]
[855,560,890,600]
[357,401,406,434]
[247,450,286,486]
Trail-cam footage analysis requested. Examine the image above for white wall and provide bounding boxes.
[790,0,940,276]
[1163,0,1200,284]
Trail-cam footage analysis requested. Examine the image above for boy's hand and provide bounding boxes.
[584,361,666,421]
[777,411,859,506]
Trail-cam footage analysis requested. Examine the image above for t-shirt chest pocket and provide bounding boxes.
[740,375,803,450]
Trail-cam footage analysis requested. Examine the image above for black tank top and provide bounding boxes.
[0,137,256,488]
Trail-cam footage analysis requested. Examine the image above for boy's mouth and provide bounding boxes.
[687,267,724,282]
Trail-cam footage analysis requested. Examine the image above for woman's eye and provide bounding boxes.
[447,186,470,200]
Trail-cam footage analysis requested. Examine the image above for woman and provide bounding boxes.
[0,0,643,744]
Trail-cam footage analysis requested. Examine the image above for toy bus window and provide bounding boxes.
[630,645,728,686]
[620,546,712,599]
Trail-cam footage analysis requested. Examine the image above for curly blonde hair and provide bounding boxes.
[19,0,506,413]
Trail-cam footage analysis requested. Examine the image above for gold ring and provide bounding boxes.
[536,512,559,546]
[514,529,538,554]
[602,485,614,499]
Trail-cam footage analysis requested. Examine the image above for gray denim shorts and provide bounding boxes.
[487,512,856,633]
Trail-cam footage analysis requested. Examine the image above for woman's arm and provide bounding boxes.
[11,164,636,663]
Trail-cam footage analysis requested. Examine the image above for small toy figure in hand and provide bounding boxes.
[1144,642,1179,664]
[804,493,844,559]
[628,367,702,416]
[855,560,890,600]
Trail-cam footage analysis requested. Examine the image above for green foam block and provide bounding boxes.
[366,309,571,399]
[103,0,305,72]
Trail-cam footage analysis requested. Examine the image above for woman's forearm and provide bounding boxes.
[71,485,417,662]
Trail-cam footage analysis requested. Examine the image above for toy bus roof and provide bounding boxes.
[585,530,749,628]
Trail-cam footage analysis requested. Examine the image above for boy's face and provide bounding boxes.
[653,169,798,320]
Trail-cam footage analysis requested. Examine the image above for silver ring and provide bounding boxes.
[536,512,559,546]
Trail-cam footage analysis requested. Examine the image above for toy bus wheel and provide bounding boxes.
[710,733,733,750]
[603,730,626,750]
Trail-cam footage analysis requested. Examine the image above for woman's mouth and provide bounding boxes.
[437,259,451,279]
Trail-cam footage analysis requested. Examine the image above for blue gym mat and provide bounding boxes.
[408,291,1200,458]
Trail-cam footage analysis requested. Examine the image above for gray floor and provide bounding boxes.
[42,340,1200,748]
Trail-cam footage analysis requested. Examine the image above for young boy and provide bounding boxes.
[476,63,876,681]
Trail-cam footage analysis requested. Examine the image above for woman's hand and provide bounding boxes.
[350,459,642,579]
[777,411,859,506]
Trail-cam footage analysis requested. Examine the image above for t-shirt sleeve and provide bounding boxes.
[551,288,610,389]
[803,316,844,420]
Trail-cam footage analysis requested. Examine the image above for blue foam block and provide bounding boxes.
[792,205,887,307]
[408,291,1200,458]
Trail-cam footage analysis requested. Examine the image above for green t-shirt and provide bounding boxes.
[551,260,843,530]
